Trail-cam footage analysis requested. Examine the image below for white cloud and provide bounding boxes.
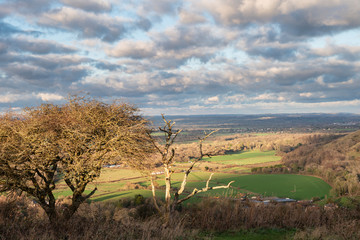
[107,40,156,58]
[253,93,277,100]
[0,93,21,103]
[35,93,64,101]
[300,92,313,98]
[328,78,355,88]
[206,96,219,103]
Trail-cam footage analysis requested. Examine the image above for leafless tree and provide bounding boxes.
[148,115,234,225]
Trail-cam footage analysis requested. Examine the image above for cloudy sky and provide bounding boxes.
[1,0,360,115]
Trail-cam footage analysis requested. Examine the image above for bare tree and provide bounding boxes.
[0,96,153,226]
[148,115,234,225]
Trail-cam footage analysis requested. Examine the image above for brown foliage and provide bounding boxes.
[2,195,360,239]
[0,195,193,240]
[0,95,153,225]
[186,198,360,238]
[282,131,360,196]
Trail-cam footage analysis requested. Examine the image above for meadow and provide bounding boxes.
[203,150,281,165]
[217,174,331,200]
[166,172,331,200]
[54,149,331,202]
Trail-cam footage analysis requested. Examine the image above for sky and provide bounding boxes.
[0,0,360,115]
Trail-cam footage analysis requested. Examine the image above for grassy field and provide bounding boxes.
[219,174,331,200]
[53,170,331,202]
[165,172,331,200]
[54,168,149,201]
[203,150,281,165]
[53,150,331,202]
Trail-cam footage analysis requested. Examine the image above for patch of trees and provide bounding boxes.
[281,132,360,196]
[172,133,315,163]
[0,96,153,226]
[251,164,290,174]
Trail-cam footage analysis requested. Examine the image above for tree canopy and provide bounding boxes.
[0,96,153,224]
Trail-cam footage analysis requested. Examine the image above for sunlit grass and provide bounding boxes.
[203,150,281,165]
[53,151,330,202]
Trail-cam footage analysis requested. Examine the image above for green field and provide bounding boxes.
[218,174,331,200]
[53,151,330,202]
[53,170,331,202]
[203,150,281,165]
[167,173,331,200]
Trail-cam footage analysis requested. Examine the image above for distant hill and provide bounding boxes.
[147,113,360,133]
[282,130,360,196]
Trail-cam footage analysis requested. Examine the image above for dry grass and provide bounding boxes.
[0,195,194,240]
[1,195,360,239]
[186,198,360,239]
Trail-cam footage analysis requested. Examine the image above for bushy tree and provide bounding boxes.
[0,96,153,225]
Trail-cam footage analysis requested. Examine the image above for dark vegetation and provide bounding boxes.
[1,194,360,239]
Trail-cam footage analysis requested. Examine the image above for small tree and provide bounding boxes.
[0,96,153,226]
[148,115,234,225]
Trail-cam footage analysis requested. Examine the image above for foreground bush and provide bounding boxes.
[186,198,360,239]
[0,195,193,240]
[1,195,360,239]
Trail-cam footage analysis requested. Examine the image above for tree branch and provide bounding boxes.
[35,169,50,185]
[65,179,75,192]
[206,173,214,189]
[83,187,97,200]
[147,131,163,154]
[177,173,234,204]
[149,175,161,213]
[177,130,218,196]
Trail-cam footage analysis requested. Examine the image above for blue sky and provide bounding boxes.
[0,0,359,115]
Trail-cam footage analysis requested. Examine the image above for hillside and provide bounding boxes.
[282,130,360,196]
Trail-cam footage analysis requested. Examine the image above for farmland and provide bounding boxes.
[53,150,331,202]
[217,174,331,200]
[56,172,331,202]
[203,150,281,166]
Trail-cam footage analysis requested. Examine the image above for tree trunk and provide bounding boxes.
[40,203,63,231]
[46,209,59,226]
[164,165,172,226]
